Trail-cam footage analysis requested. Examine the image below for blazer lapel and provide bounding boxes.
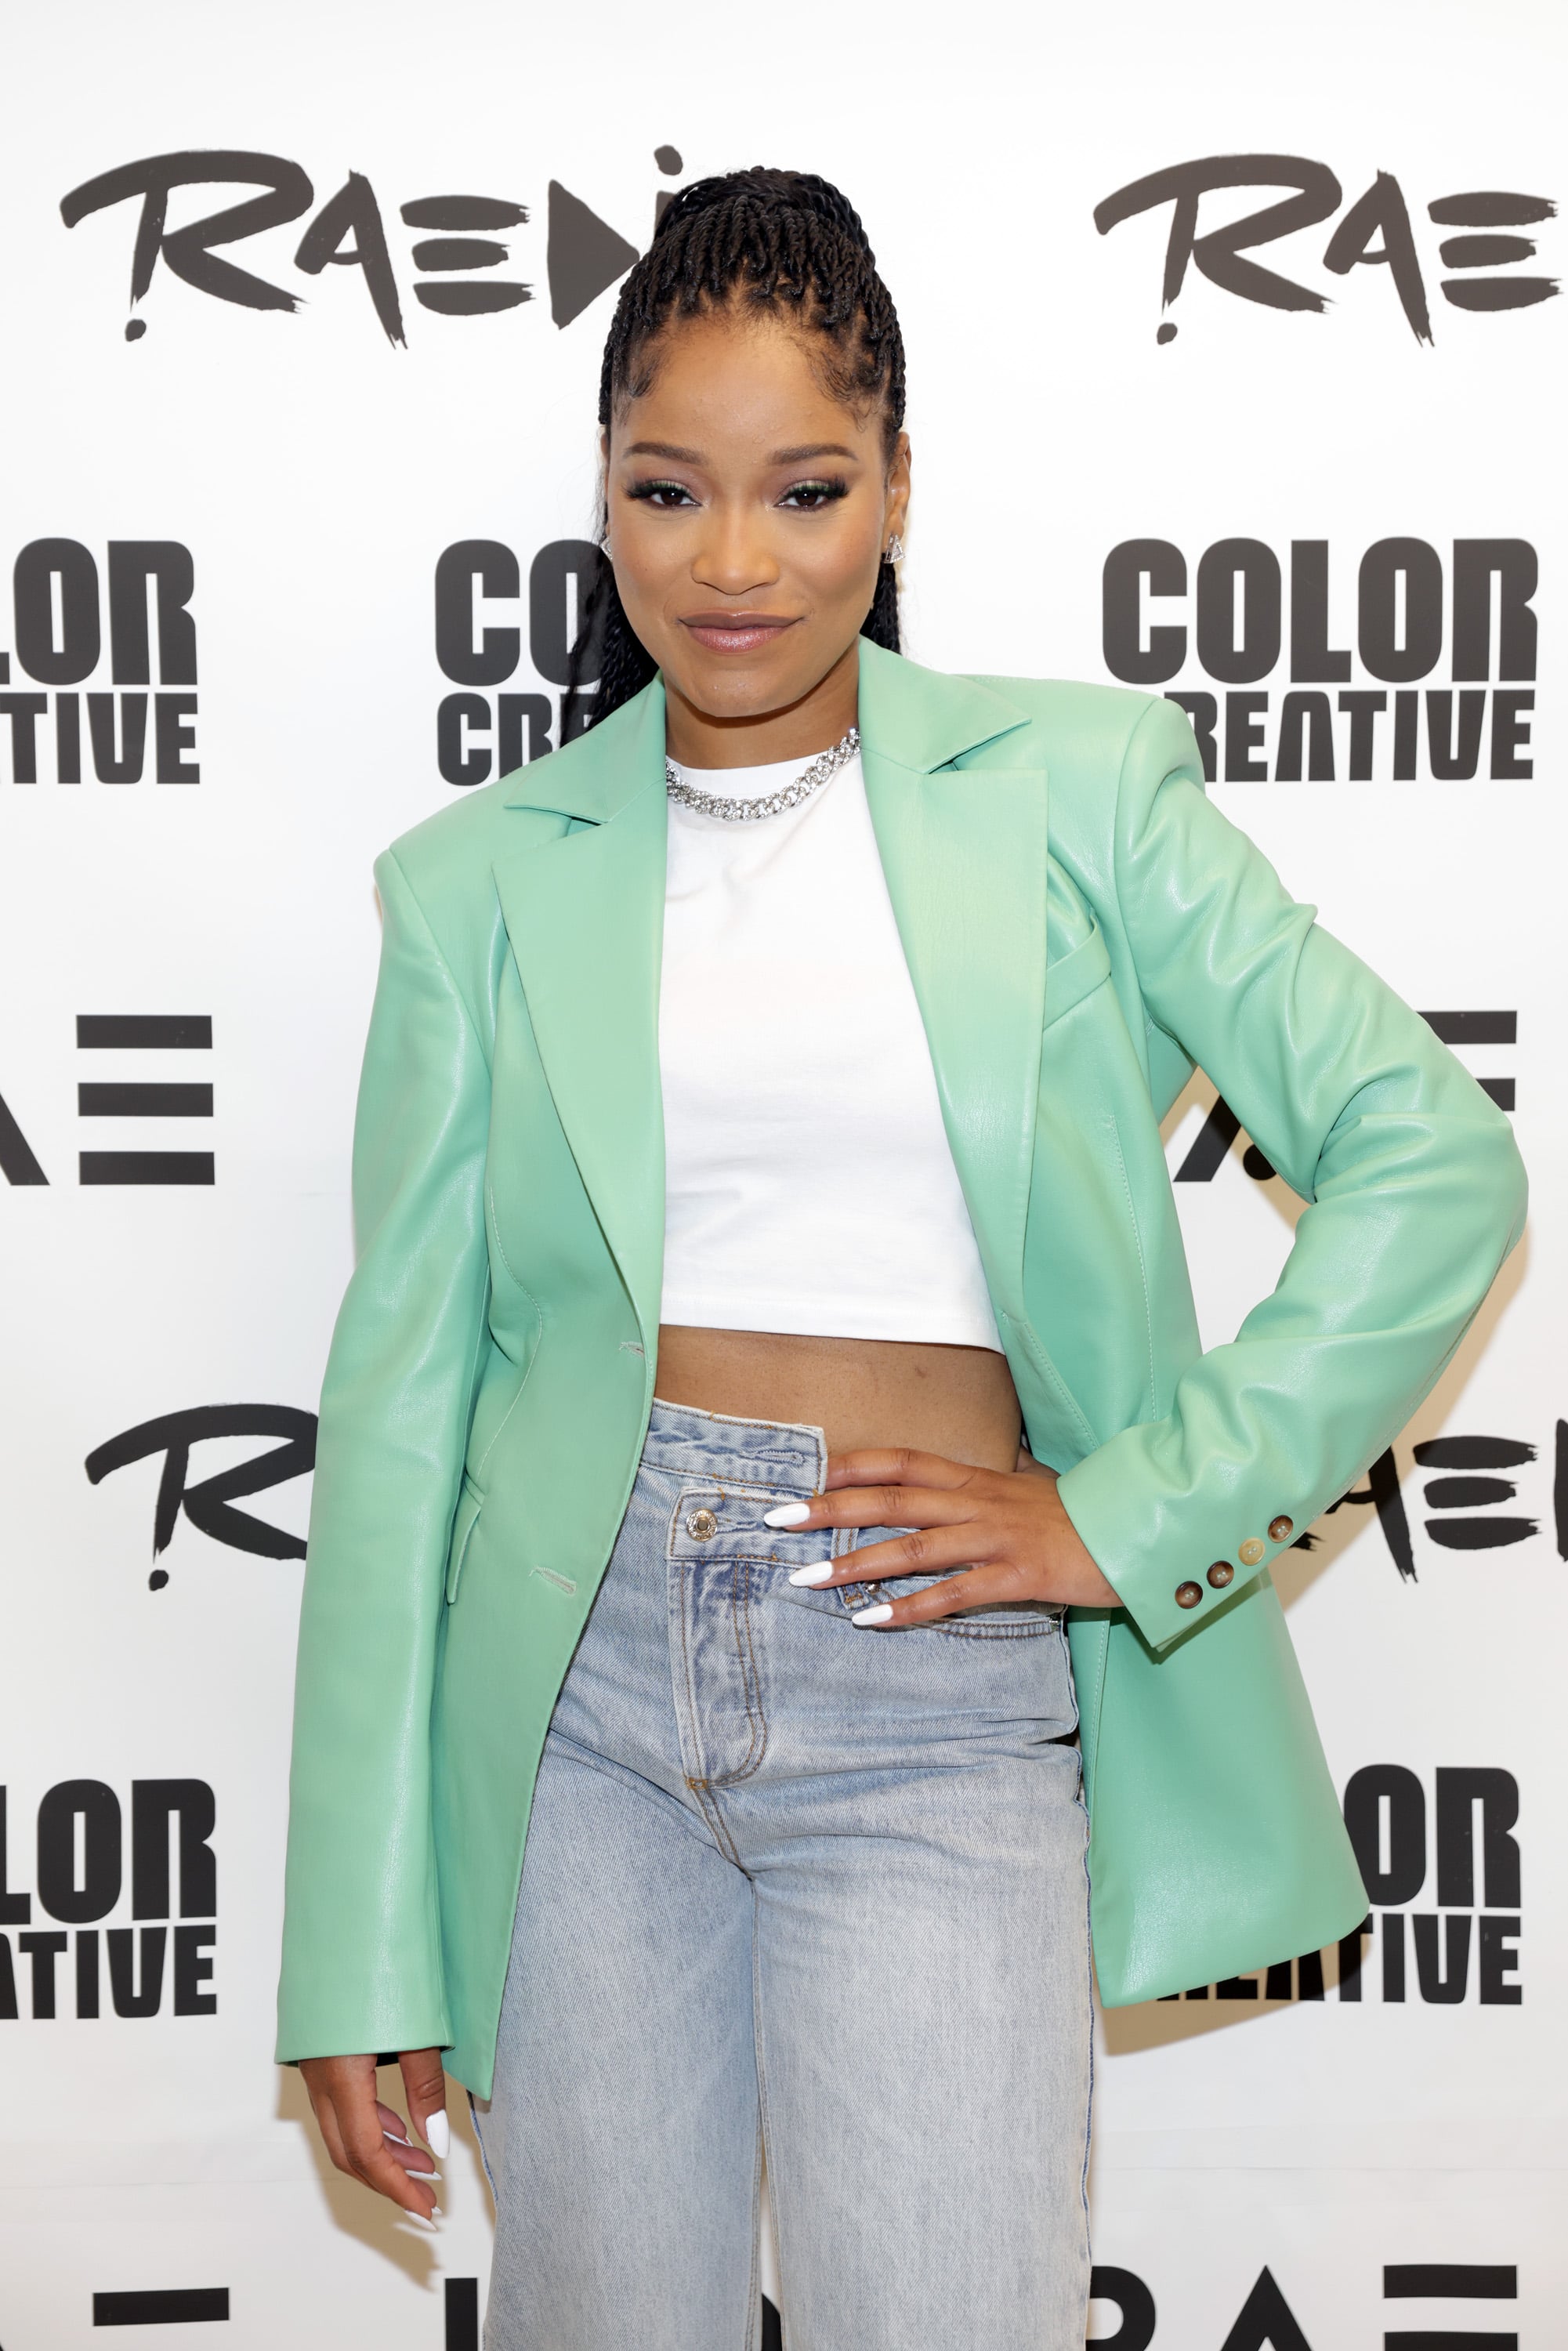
[491,686,669,1351]
[856,642,1046,1321]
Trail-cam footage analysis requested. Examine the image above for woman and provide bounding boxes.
[277,170,1526,2349]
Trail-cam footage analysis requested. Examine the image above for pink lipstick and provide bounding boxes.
[679,612,798,655]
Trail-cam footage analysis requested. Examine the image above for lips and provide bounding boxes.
[679,613,798,655]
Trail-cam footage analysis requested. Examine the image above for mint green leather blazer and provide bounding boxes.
[276,640,1526,2095]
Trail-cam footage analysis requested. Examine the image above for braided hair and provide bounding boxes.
[563,166,907,734]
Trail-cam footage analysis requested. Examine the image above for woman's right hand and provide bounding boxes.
[299,2048,448,2225]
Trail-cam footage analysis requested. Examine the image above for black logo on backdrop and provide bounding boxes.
[0,1780,216,2022]
[61,146,686,344]
[69,2264,1519,2346]
[1104,537,1537,782]
[434,538,605,784]
[1,541,197,787]
[1313,1421,1567,1585]
[0,1013,215,1186]
[1165,1411,1562,1589]
[86,1404,317,1587]
[59,2270,1527,2342]
[1169,1765,1523,2009]
[1095,156,1558,342]
[1339,1765,1522,2008]
[1084,2261,1514,2351]
[92,2289,230,2327]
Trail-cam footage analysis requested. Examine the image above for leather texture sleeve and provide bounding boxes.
[276,847,491,2061]
[1056,695,1528,1654]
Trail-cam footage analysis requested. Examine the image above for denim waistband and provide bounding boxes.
[639,1395,827,1494]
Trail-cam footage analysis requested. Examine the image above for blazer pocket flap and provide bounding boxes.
[445,1473,484,1604]
[1043,923,1112,1027]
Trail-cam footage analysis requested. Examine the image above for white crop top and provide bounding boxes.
[658,747,1002,1352]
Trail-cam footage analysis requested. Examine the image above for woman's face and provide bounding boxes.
[603,306,909,759]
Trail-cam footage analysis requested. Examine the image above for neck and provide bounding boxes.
[662,640,860,769]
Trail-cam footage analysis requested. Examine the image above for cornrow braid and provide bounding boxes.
[563,166,906,734]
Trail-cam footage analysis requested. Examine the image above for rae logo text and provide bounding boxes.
[61,145,688,343]
[1096,155,1558,342]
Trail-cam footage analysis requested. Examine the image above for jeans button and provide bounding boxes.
[686,1508,719,1541]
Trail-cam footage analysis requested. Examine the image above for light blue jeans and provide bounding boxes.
[473,1399,1093,2351]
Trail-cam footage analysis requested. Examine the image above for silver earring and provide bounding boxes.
[885,534,905,563]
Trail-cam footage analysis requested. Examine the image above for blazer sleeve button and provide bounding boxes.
[1175,1581,1204,1609]
[1238,1537,1266,1566]
[1268,1516,1294,1541]
[1207,1561,1233,1588]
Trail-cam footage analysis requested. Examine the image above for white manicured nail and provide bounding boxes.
[424,2109,450,2159]
[788,1562,833,1587]
[764,1502,813,1528]
[399,2207,438,2230]
[408,2168,440,2181]
[852,1603,893,1626]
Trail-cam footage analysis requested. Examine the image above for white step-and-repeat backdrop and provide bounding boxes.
[2,1,1563,2342]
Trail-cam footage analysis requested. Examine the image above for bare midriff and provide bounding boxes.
[654,1325,1023,1473]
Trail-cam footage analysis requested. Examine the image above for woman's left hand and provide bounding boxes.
[766,1446,1124,1625]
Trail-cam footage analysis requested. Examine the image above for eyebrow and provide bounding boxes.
[620,440,861,465]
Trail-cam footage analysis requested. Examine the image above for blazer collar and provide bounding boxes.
[500,636,1033,822]
[856,637,1032,774]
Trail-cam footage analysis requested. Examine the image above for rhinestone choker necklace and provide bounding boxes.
[664,725,860,821]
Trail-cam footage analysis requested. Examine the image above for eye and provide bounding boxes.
[779,477,849,511]
[625,477,698,507]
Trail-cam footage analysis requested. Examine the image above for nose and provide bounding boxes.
[691,502,781,598]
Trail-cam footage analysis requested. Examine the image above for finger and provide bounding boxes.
[791,1524,993,1591]
[400,2047,450,2161]
[770,1483,976,1539]
[375,2099,440,2179]
[338,2080,439,2222]
[346,2121,440,2221]
[851,1563,1030,1628]
[313,2094,353,2180]
[375,2097,412,2144]
[302,2053,374,2180]
[823,1447,981,1493]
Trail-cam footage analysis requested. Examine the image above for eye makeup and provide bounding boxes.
[622,475,851,509]
[625,478,699,505]
[779,476,849,509]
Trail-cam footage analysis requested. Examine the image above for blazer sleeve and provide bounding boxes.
[276,847,491,2062]
[1056,694,1528,1654]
